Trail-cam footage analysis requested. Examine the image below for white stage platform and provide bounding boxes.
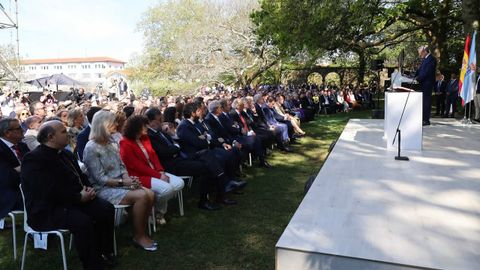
[276,119,480,270]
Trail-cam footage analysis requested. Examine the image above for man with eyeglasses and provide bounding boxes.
[0,118,29,220]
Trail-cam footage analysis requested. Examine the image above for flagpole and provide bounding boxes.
[467,101,473,125]
[462,103,468,124]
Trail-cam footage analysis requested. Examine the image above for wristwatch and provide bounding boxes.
[118,179,124,187]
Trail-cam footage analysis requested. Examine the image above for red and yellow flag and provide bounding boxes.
[459,34,471,98]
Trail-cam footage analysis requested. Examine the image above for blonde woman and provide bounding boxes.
[275,95,305,136]
[67,109,84,151]
[83,110,157,251]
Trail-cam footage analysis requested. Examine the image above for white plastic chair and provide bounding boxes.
[19,185,72,270]
[113,204,130,256]
[1,210,24,260]
[179,176,194,189]
[177,176,194,216]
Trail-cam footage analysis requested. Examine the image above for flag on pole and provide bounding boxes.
[460,31,477,105]
[459,34,471,105]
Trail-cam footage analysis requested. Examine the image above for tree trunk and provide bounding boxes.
[357,50,366,84]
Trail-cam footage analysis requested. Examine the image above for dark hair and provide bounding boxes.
[163,107,176,123]
[183,103,198,119]
[45,116,62,122]
[123,115,148,140]
[145,107,162,121]
[123,106,135,118]
[0,118,18,137]
[86,106,102,123]
[37,124,56,144]
[267,96,275,103]
[193,97,204,104]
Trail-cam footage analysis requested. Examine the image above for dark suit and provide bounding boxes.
[242,109,274,149]
[176,119,209,154]
[222,111,266,161]
[434,79,447,116]
[148,127,216,202]
[446,79,459,117]
[262,106,289,142]
[416,54,437,123]
[21,145,114,269]
[195,119,241,178]
[0,139,28,219]
[76,125,90,161]
[205,113,234,147]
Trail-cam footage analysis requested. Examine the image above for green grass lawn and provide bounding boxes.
[0,110,371,270]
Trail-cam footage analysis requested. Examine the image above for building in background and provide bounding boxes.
[20,57,126,89]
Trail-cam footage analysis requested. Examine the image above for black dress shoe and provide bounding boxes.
[224,179,247,193]
[422,121,430,126]
[217,198,237,205]
[198,201,221,211]
[279,145,293,152]
[259,160,272,168]
[290,139,300,145]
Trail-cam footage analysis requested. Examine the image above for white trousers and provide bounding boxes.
[150,173,185,215]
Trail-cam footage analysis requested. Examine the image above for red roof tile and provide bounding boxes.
[21,57,126,65]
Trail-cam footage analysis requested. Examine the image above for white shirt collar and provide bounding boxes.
[147,126,157,133]
[0,137,15,148]
[187,118,196,125]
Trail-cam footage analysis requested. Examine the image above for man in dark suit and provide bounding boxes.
[0,118,29,220]
[416,46,437,125]
[229,98,271,168]
[145,108,221,210]
[445,73,459,118]
[76,106,102,161]
[176,103,244,205]
[434,72,447,117]
[21,120,115,269]
[254,94,292,152]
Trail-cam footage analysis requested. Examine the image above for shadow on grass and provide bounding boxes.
[0,110,371,270]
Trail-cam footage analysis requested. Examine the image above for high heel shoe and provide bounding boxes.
[133,238,157,251]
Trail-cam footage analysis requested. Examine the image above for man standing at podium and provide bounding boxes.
[416,46,437,126]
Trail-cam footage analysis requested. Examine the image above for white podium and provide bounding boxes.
[384,92,423,150]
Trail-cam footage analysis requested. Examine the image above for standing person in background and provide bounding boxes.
[434,72,447,117]
[474,67,480,122]
[415,46,437,126]
[445,73,459,118]
[108,78,118,101]
[118,78,128,97]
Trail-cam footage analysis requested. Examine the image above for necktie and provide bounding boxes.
[239,113,248,132]
[12,145,22,162]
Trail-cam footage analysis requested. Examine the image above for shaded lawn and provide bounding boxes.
[0,110,371,270]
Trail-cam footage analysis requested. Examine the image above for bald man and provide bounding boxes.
[21,121,115,269]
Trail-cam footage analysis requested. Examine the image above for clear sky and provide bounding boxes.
[0,0,156,62]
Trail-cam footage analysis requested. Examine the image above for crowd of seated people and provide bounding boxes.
[0,82,374,268]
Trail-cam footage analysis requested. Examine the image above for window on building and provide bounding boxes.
[97,73,102,78]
